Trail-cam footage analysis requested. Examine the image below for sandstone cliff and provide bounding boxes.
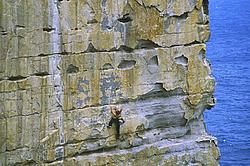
[0,0,219,165]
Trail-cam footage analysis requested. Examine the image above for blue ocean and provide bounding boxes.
[204,0,250,165]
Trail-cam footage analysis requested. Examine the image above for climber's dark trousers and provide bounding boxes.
[108,118,120,139]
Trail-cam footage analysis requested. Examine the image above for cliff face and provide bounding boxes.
[0,0,219,165]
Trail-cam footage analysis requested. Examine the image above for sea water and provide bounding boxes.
[204,0,250,165]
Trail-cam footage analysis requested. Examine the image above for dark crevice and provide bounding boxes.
[206,95,216,110]
[37,53,56,57]
[101,63,114,70]
[172,12,189,19]
[87,19,98,24]
[61,51,71,55]
[33,72,49,77]
[8,75,27,81]
[162,41,200,49]
[180,12,188,19]
[11,160,37,166]
[184,40,201,46]
[117,45,134,53]
[5,146,31,153]
[15,25,25,29]
[6,112,40,119]
[147,4,162,13]
[196,22,209,25]
[85,43,98,52]
[17,35,24,39]
[118,60,136,69]
[1,31,8,35]
[203,0,209,15]
[38,53,47,57]
[118,14,133,23]
[38,51,71,57]
[136,39,160,49]
[148,56,159,66]
[43,27,55,32]
[185,128,192,135]
[67,64,79,73]
[166,44,184,48]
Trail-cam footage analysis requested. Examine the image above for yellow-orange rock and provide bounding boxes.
[0,0,219,165]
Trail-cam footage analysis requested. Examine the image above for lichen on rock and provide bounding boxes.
[0,0,219,165]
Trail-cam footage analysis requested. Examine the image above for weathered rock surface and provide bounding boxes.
[0,0,219,165]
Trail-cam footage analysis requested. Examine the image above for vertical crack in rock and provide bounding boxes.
[48,0,64,153]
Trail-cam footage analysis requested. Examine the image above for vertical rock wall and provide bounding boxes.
[0,0,219,165]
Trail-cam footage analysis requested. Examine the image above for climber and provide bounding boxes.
[107,106,125,139]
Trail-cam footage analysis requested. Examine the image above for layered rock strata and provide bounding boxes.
[0,0,219,165]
